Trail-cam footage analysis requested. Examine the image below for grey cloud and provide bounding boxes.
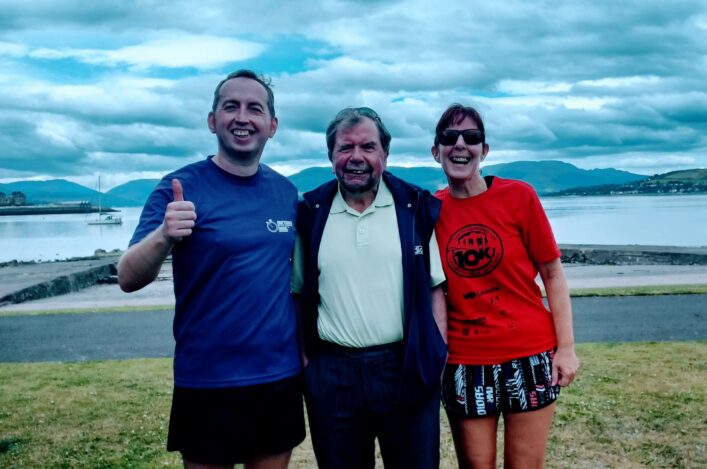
[0,0,705,183]
[0,0,400,36]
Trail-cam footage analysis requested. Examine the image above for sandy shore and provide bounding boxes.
[1,263,706,314]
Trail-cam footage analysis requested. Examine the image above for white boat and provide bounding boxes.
[87,213,123,225]
[86,176,122,225]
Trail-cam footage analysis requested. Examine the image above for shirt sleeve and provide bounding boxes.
[428,229,446,287]
[520,186,561,264]
[290,232,304,294]
[129,178,171,247]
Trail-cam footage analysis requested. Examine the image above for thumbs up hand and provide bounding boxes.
[162,178,197,243]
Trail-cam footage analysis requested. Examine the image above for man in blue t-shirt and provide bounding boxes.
[118,70,304,468]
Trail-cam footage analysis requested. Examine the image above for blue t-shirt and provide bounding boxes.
[130,157,300,388]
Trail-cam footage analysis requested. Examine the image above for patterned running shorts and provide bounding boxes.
[442,349,560,418]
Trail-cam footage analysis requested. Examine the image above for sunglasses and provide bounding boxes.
[437,129,484,146]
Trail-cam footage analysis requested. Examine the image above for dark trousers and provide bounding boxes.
[304,341,440,469]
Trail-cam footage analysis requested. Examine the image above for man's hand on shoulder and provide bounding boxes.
[162,178,197,243]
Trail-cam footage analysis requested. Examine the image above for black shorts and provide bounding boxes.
[442,350,560,418]
[167,373,305,465]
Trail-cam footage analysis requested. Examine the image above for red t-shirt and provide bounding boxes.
[435,177,560,364]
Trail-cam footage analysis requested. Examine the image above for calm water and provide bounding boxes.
[1,195,706,263]
[541,194,706,247]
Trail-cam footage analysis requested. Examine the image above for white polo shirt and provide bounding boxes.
[292,181,445,348]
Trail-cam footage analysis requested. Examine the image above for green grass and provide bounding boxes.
[0,304,175,318]
[1,342,705,468]
[568,283,707,297]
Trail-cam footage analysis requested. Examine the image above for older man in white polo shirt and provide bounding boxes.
[293,107,447,469]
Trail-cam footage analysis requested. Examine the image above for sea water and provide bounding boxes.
[0,194,705,263]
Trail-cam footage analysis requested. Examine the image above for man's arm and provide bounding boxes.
[538,258,579,387]
[118,179,196,292]
[427,229,447,343]
[290,233,308,366]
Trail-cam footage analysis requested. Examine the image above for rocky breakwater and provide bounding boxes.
[0,256,118,306]
[560,244,707,265]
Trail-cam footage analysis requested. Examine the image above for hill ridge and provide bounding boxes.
[4,162,705,206]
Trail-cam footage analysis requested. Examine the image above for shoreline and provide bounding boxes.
[1,247,707,313]
[1,264,706,314]
[0,205,120,216]
[2,243,706,268]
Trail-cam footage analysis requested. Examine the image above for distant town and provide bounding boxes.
[553,169,707,196]
[0,191,114,216]
[0,191,27,206]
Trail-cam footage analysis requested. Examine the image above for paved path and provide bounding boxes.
[1,295,705,363]
[2,264,707,314]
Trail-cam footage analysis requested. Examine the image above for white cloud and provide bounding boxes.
[287,56,485,93]
[571,152,703,175]
[35,121,80,149]
[0,41,27,56]
[579,76,661,89]
[497,81,573,95]
[29,33,266,70]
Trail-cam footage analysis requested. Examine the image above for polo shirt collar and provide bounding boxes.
[330,179,394,215]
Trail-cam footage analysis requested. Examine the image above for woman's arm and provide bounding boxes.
[431,285,448,344]
[538,258,580,387]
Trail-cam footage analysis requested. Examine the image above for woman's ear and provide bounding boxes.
[431,146,440,162]
[480,143,489,161]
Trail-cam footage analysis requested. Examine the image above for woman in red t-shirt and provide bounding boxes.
[431,103,579,468]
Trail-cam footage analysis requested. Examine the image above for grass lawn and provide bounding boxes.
[568,284,707,297]
[1,342,705,468]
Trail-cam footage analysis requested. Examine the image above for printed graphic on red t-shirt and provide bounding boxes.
[446,224,504,277]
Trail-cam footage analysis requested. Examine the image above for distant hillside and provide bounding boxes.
[287,167,333,193]
[483,161,645,194]
[2,162,687,206]
[0,179,133,206]
[107,179,160,206]
[286,160,645,195]
[553,168,707,195]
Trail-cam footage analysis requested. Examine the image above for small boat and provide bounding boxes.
[86,176,122,225]
[87,213,123,225]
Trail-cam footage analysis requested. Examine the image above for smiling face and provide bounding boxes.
[432,115,489,183]
[331,117,388,200]
[207,76,278,164]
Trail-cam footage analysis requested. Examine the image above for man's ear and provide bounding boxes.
[207,112,216,134]
[269,116,278,138]
[431,146,440,163]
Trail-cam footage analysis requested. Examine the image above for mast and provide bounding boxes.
[97,175,102,215]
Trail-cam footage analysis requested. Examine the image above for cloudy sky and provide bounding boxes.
[1,0,706,190]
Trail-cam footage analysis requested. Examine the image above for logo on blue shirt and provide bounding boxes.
[266,219,294,233]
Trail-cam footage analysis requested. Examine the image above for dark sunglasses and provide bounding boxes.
[437,129,484,146]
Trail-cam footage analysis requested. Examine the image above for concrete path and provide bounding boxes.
[1,295,705,363]
[0,257,117,305]
[2,244,706,310]
[2,264,707,314]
